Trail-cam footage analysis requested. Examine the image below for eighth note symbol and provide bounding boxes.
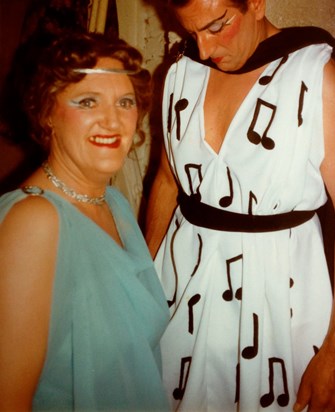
[185,163,203,202]
[175,98,189,141]
[298,81,308,127]
[173,357,192,400]
[259,55,288,86]
[222,254,243,301]
[188,294,201,334]
[247,98,276,150]
[219,167,234,208]
[260,357,289,408]
[248,191,258,215]
[241,313,259,359]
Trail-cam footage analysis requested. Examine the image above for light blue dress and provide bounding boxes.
[0,186,170,411]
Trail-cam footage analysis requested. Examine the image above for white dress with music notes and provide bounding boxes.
[155,44,333,411]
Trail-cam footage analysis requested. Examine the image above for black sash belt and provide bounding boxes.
[178,191,316,233]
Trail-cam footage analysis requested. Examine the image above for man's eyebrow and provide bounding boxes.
[197,10,228,31]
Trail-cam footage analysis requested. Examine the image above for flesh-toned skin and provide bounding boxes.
[145,1,335,410]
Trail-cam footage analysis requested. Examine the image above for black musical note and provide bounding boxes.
[167,93,174,134]
[259,55,288,86]
[185,164,203,201]
[248,191,258,215]
[188,294,201,334]
[175,98,189,141]
[222,254,243,301]
[190,234,203,277]
[235,363,240,403]
[242,313,259,359]
[219,167,234,208]
[260,357,289,408]
[290,278,294,318]
[298,81,308,127]
[247,98,276,150]
[168,218,181,308]
[173,356,192,400]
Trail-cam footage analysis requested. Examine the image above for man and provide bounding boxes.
[146,0,335,410]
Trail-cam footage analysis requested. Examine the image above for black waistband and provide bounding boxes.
[178,191,316,233]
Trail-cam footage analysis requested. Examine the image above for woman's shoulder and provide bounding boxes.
[0,187,59,237]
[0,187,60,296]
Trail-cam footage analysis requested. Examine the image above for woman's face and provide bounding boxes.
[48,57,138,181]
[175,0,266,71]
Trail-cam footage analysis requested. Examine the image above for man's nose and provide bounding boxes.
[196,33,216,60]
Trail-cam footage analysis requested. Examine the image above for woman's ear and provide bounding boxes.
[46,117,53,128]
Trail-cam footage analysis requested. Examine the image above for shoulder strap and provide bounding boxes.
[22,186,45,196]
[183,26,335,74]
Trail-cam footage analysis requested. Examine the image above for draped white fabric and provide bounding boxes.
[155,46,333,411]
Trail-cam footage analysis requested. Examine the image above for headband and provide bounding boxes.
[73,68,140,75]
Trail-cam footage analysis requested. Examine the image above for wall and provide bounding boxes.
[266,0,335,35]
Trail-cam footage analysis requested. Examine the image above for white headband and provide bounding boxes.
[73,68,139,75]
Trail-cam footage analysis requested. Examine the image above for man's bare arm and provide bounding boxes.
[145,148,178,258]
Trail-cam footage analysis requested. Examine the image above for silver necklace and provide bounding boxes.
[42,161,106,206]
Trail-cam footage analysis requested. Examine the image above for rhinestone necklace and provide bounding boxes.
[42,161,106,206]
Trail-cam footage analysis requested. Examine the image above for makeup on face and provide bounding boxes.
[69,93,137,111]
[196,10,236,36]
[48,58,139,178]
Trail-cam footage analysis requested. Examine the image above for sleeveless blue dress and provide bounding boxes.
[0,186,169,411]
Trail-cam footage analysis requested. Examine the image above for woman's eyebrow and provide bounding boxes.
[197,10,228,32]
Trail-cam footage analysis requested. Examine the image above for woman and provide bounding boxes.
[0,32,169,411]
[145,0,335,410]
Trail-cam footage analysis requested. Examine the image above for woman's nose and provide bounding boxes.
[196,33,216,61]
[100,105,120,129]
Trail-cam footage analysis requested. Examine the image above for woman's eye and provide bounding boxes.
[77,98,97,108]
[116,97,137,110]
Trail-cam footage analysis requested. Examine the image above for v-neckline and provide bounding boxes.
[44,189,127,252]
[200,62,271,157]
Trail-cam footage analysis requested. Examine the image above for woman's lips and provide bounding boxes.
[89,135,121,148]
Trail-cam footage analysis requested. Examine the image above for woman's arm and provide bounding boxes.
[0,196,59,411]
[294,58,335,412]
[145,148,178,259]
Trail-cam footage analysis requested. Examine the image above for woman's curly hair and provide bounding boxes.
[23,32,152,149]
